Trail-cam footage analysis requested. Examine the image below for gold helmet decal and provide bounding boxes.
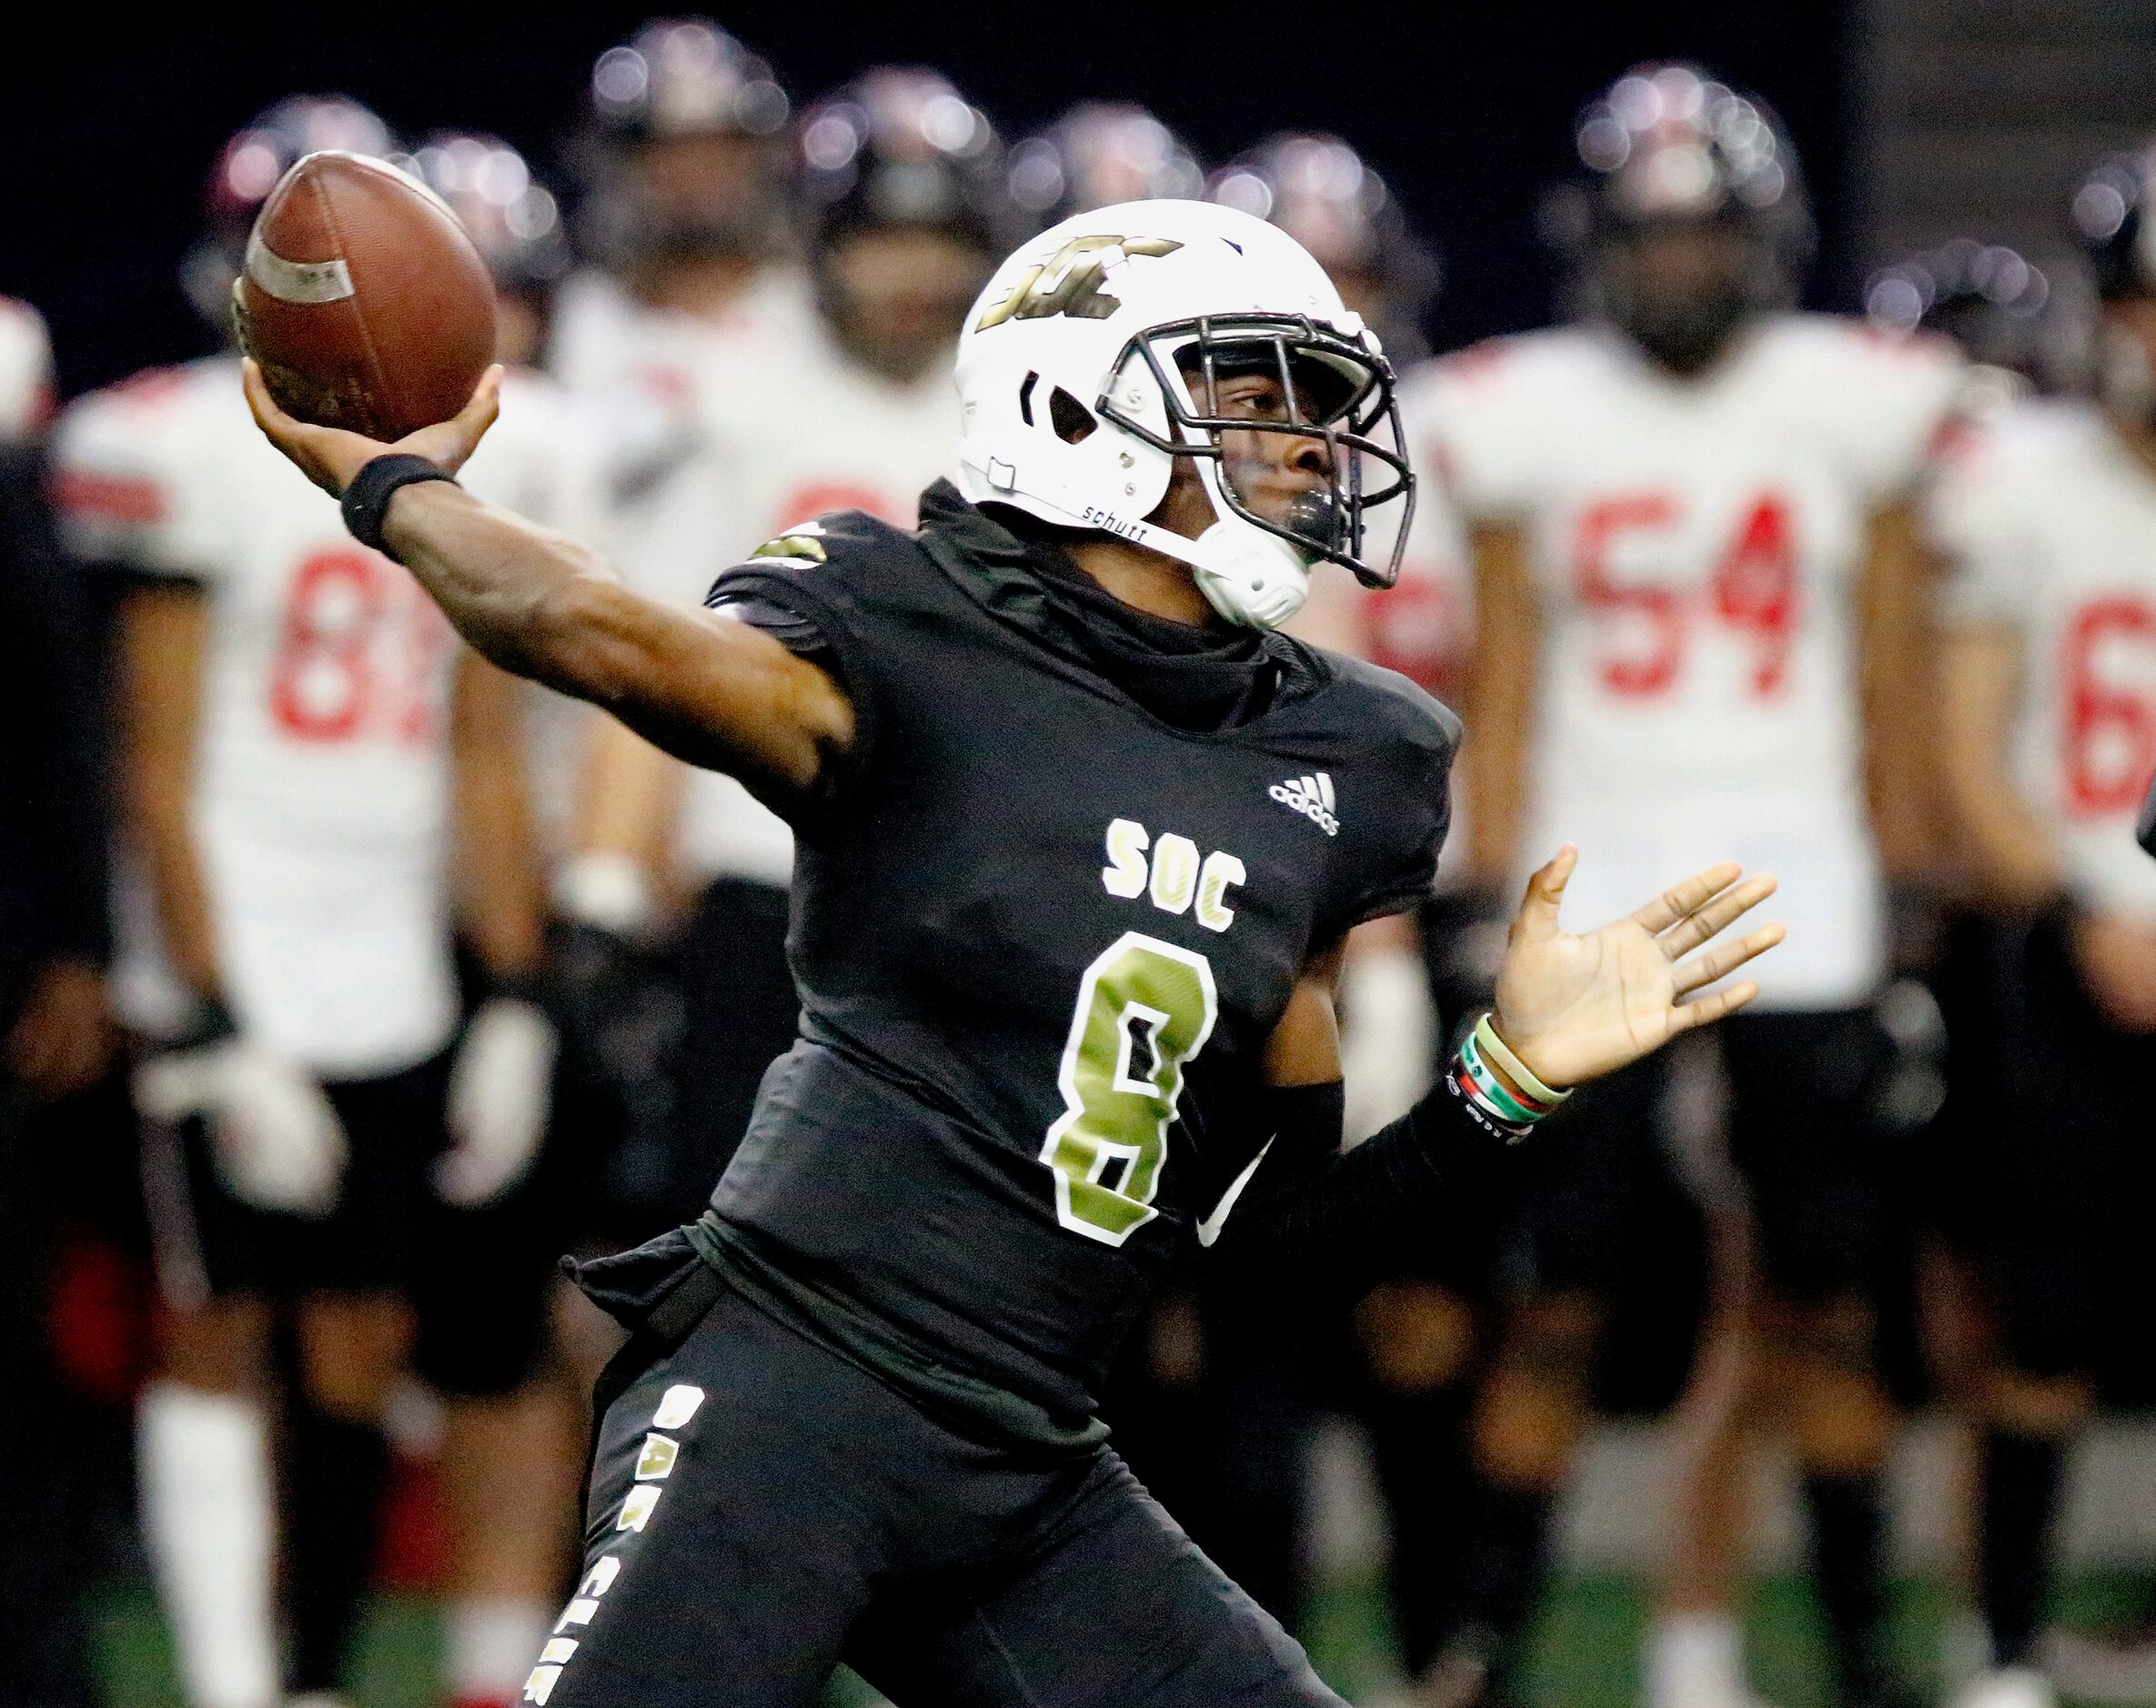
[975,236,1183,329]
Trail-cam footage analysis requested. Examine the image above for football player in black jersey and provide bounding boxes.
[243,198,1781,1708]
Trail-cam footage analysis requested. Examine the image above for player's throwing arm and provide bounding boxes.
[242,359,854,813]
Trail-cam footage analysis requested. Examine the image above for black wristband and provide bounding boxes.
[341,454,457,559]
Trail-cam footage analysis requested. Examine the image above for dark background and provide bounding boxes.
[5,0,1854,400]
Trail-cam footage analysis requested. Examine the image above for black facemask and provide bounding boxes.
[1614,281,1752,377]
[1597,220,1765,378]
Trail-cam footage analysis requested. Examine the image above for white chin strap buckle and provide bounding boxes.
[1188,521,1313,629]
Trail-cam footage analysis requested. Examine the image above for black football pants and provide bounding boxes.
[536,1283,1340,1708]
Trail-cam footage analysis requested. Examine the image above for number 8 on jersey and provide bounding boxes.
[1042,932,1218,1245]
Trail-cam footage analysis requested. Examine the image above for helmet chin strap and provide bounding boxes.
[1117,448,1315,630]
[1117,514,1312,630]
[1017,486,1311,629]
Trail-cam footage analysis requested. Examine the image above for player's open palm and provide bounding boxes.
[242,357,503,498]
[1491,846,1783,1089]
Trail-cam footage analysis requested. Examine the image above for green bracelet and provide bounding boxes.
[1472,1014,1573,1113]
[1456,1026,1542,1127]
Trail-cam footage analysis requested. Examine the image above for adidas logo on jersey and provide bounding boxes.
[1268,772,1338,836]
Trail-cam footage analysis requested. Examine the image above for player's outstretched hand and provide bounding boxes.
[1490,846,1783,1090]
[241,357,503,499]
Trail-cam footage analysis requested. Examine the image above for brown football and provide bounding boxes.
[233,151,497,441]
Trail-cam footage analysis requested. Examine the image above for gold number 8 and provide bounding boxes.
[1040,931,1218,1245]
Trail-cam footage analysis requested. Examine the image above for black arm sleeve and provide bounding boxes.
[1201,1071,1526,1326]
[0,443,110,984]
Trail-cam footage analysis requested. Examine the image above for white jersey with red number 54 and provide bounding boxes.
[608,315,962,888]
[1929,397,2156,922]
[1426,314,1963,1006]
[55,356,594,1074]
[1328,354,1476,889]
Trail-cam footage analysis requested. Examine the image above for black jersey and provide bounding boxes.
[702,482,1457,1422]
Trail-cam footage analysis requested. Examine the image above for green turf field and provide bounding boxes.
[93,1571,2155,1707]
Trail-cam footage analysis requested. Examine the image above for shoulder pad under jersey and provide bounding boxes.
[1325,648,1464,758]
[709,507,917,608]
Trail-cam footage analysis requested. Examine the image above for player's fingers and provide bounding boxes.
[453,363,504,437]
[408,365,504,473]
[241,358,349,494]
[1628,861,1743,934]
[1511,844,1578,942]
[1672,978,1761,1031]
[1657,872,1779,959]
[1671,921,1786,995]
[239,357,298,442]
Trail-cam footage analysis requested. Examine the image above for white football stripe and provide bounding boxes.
[244,226,354,305]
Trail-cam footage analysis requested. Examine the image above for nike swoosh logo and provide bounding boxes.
[1194,1137,1274,1249]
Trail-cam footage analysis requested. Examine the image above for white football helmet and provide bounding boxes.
[954,198,1414,628]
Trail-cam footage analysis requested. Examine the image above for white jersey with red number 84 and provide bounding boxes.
[55,356,599,1074]
[1929,397,2156,923]
[1422,315,1963,1006]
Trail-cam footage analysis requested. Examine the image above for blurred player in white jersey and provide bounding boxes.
[545,17,809,1246]
[565,67,1007,1222]
[1929,146,2156,1708]
[1861,236,2077,1705]
[550,17,809,418]
[55,101,569,1708]
[398,130,611,1708]
[1212,131,1458,1125]
[1423,66,1964,1708]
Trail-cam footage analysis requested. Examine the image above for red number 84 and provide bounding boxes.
[267,548,448,744]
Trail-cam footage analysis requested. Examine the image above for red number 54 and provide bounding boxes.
[1573,490,1798,698]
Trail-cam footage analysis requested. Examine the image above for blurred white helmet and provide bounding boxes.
[954,198,1414,628]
